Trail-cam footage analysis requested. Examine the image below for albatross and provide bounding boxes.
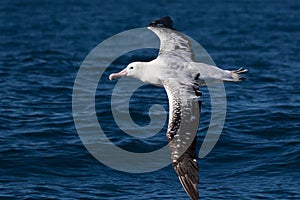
[109,16,247,200]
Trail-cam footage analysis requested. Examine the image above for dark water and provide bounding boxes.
[1,0,300,199]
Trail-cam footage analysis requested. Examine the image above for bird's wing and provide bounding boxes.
[148,16,195,62]
[162,79,201,200]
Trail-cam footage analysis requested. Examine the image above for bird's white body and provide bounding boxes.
[109,16,247,200]
[123,58,244,88]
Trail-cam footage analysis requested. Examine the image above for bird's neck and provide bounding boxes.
[138,60,163,87]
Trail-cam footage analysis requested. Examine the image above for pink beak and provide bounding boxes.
[109,68,127,80]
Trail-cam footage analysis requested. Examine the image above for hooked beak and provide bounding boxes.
[109,68,127,80]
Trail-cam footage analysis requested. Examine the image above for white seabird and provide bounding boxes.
[109,16,247,200]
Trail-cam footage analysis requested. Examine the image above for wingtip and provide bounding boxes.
[148,16,176,30]
[178,175,199,200]
[173,150,199,200]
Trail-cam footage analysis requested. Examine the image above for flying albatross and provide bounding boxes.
[109,16,247,200]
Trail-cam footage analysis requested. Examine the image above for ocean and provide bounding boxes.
[1,0,299,199]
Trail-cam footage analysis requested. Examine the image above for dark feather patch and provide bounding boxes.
[148,16,176,30]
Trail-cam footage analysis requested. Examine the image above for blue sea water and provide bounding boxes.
[1,0,300,199]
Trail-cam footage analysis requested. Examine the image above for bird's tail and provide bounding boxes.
[224,67,248,82]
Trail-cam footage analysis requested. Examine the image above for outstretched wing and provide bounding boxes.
[148,16,195,62]
[163,79,201,200]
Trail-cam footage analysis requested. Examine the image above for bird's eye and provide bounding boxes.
[129,66,134,70]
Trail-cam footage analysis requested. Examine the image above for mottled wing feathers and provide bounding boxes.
[148,16,195,62]
[173,138,199,200]
[163,80,201,200]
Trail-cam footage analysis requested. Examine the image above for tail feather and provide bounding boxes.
[233,67,248,74]
[225,67,248,82]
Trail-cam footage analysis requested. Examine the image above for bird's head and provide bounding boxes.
[109,62,144,81]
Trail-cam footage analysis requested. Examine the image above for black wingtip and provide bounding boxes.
[148,16,176,30]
